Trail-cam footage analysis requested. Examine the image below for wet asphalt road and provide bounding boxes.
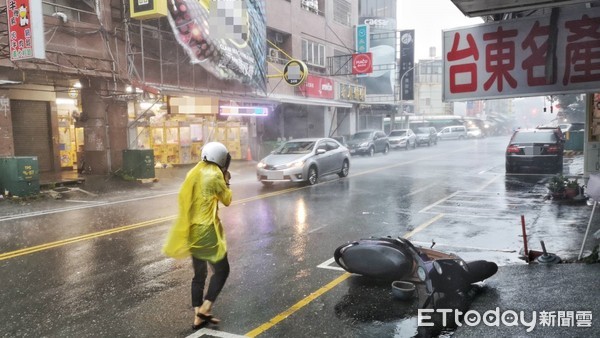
[0,135,594,337]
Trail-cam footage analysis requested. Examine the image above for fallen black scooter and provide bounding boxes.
[334,236,498,307]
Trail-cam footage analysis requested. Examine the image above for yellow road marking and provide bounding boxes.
[0,188,305,261]
[244,213,444,337]
[245,273,351,338]
[2,154,457,335]
[0,216,175,261]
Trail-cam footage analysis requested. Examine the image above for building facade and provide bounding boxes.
[0,0,365,175]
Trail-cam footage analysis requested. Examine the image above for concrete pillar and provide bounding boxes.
[79,79,128,174]
[0,92,14,156]
[106,91,128,171]
[80,79,109,173]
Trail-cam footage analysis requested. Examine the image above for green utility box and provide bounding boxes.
[564,131,584,151]
[0,156,40,196]
[122,149,155,179]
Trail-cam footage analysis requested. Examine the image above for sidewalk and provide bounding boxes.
[37,160,257,195]
[454,263,600,337]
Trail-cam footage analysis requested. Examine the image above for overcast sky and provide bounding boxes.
[397,1,484,61]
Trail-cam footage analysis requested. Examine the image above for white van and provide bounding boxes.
[437,125,467,140]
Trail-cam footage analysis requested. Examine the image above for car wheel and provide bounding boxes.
[307,166,318,185]
[413,141,417,149]
[383,145,389,155]
[338,160,349,177]
[405,142,410,150]
[368,147,375,157]
[427,140,431,147]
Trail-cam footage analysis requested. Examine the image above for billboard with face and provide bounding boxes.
[167,0,267,93]
[358,17,397,97]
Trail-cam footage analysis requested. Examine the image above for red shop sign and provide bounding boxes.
[300,75,334,99]
[352,52,373,75]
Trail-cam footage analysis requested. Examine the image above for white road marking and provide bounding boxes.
[409,240,516,253]
[0,191,178,222]
[316,257,345,271]
[418,191,460,213]
[63,200,106,204]
[186,328,248,338]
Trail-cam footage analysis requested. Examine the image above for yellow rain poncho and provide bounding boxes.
[162,161,232,263]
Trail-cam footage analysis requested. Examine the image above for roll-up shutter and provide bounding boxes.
[11,100,53,172]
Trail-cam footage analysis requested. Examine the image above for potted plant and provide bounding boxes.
[565,178,581,199]
[547,174,566,199]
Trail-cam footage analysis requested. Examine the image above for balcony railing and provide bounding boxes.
[42,1,98,24]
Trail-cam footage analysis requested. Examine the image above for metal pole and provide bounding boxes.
[578,200,596,260]
[521,215,529,262]
[396,60,435,130]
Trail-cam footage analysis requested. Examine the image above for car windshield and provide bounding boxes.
[351,132,373,140]
[389,130,407,137]
[416,128,430,133]
[275,141,315,154]
[512,131,557,143]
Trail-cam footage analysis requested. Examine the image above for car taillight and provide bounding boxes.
[506,145,520,153]
[546,145,560,153]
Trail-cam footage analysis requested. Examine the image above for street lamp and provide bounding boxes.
[393,60,435,130]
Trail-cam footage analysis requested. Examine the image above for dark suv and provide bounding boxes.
[346,129,390,156]
[505,127,564,173]
[415,127,438,146]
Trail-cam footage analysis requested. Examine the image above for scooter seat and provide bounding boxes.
[334,238,415,280]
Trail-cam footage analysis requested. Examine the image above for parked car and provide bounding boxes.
[332,136,347,146]
[467,127,484,138]
[414,127,438,146]
[256,138,350,186]
[388,129,416,150]
[505,127,564,174]
[346,130,390,156]
[437,125,468,140]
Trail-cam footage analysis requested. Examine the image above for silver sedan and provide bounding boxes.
[256,138,351,185]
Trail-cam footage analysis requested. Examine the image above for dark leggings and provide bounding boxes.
[191,254,230,307]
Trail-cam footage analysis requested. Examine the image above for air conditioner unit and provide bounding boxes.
[301,0,318,12]
[268,48,280,60]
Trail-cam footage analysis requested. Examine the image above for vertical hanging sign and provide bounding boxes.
[399,30,415,101]
[355,24,370,53]
[6,0,45,60]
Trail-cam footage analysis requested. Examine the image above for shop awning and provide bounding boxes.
[271,94,354,108]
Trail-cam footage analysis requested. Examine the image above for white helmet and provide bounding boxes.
[201,142,231,170]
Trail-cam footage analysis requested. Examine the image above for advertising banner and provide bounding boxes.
[399,30,415,101]
[167,0,267,93]
[298,75,334,99]
[358,16,397,96]
[443,8,600,101]
[6,0,45,60]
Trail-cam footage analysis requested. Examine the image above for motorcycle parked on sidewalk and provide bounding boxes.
[333,236,498,307]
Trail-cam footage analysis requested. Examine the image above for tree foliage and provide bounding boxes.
[547,94,585,122]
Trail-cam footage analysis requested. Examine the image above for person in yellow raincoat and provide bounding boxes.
[162,142,232,329]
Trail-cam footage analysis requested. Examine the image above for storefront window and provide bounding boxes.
[166,128,178,144]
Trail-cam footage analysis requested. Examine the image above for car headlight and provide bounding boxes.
[417,266,427,281]
[360,142,369,147]
[433,261,443,275]
[257,162,266,169]
[287,160,305,168]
